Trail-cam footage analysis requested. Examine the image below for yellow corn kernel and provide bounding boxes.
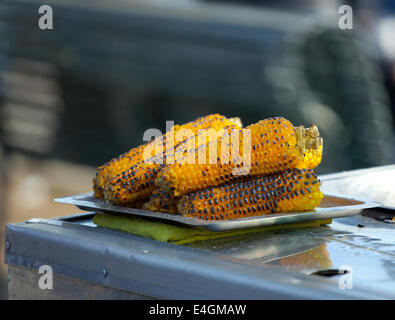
[102,115,242,204]
[143,189,179,214]
[178,168,323,220]
[157,117,322,197]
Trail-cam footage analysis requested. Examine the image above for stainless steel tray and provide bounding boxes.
[54,192,380,231]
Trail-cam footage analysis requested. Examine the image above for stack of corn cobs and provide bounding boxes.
[93,114,324,221]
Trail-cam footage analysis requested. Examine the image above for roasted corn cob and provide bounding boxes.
[157,117,323,197]
[143,189,179,214]
[178,168,323,220]
[94,114,241,199]
[102,115,242,204]
[93,144,145,198]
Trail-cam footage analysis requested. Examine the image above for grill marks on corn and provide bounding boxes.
[143,188,179,214]
[93,144,146,198]
[104,162,164,204]
[157,117,322,197]
[178,169,323,220]
[93,115,323,220]
[100,114,242,204]
[94,114,229,198]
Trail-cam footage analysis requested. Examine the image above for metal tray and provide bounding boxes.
[54,192,380,231]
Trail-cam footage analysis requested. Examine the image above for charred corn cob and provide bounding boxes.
[94,114,241,199]
[93,145,145,198]
[102,116,242,204]
[157,117,323,197]
[123,198,149,209]
[178,168,323,220]
[143,189,179,214]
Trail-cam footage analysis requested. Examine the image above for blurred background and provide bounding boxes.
[1,0,395,299]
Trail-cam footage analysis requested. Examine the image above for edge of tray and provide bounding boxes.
[54,192,381,231]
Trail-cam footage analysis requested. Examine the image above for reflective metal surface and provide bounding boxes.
[6,166,395,298]
[320,164,395,209]
[40,206,395,297]
[188,214,395,297]
[6,212,393,299]
[54,192,379,231]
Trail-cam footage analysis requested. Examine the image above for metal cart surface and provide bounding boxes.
[4,166,395,299]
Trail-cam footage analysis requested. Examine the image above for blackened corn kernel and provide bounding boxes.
[97,114,242,203]
[143,188,179,214]
[178,169,323,220]
[157,118,322,197]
